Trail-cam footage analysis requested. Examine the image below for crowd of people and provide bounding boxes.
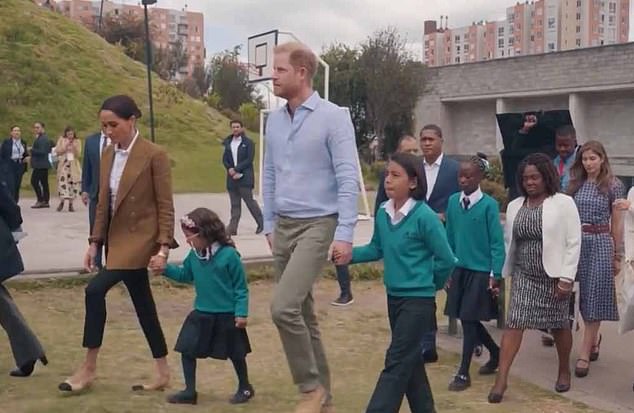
[1,40,633,413]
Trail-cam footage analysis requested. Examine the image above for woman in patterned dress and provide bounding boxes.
[489,153,581,403]
[54,127,82,212]
[567,140,625,378]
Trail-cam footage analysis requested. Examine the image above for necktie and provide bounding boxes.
[463,197,470,210]
[558,158,565,176]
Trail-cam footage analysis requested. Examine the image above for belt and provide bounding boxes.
[581,224,610,234]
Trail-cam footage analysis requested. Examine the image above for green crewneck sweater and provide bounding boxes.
[352,200,457,297]
[164,246,249,317]
[445,192,506,279]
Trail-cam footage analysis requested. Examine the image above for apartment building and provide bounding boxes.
[423,0,630,66]
[55,0,205,78]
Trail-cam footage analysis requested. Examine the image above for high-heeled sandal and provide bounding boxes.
[9,356,48,377]
[589,334,602,362]
[487,384,507,404]
[574,358,590,378]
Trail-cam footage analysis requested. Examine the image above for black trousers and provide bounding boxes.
[366,296,436,413]
[30,168,49,203]
[7,161,24,202]
[227,186,263,234]
[83,269,168,358]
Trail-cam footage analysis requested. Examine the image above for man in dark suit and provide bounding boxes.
[419,124,460,363]
[0,126,28,202]
[81,130,108,270]
[29,122,52,209]
[222,120,263,235]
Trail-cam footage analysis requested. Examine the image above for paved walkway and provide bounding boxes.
[14,193,634,412]
[16,193,374,274]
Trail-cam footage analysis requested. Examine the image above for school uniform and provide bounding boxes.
[444,190,506,321]
[352,198,457,413]
[164,244,251,360]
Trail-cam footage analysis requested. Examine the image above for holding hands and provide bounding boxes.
[330,241,352,266]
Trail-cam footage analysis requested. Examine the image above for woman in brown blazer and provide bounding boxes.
[59,95,177,393]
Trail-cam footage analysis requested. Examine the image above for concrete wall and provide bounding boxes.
[415,42,634,175]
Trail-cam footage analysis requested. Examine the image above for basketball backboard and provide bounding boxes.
[247,30,278,83]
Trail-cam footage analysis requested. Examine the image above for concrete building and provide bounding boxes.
[55,0,205,78]
[415,42,634,181]
[423,0,630,66]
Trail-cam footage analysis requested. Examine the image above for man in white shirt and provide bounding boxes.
[81,129,110,270]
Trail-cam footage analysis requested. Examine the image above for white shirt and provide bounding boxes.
[424,153,444,201]
[99,133,111,160]
[11,138,24,160]
[383,197,416,225]
[459,187,483,210]
[230,136,242,166]
[109,130,139,212]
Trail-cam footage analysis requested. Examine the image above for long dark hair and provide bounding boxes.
[516,153,560,197]
[63,126,77,139]
[100,95,142,120]
[567,140,614,195]
[181,208,235,249]
[388,152,427,200]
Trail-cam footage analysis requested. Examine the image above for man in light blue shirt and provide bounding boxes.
[264,42,359,413]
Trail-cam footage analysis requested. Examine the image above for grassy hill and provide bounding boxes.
[0,0,247,193]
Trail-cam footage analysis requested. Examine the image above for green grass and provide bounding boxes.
[0,278,605,413]
[0,0,253,193]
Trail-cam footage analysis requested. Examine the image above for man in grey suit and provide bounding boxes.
[81,130,108,270]
[0,173,48,377]
[222,120,263,235]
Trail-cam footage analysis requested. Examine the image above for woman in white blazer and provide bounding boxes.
[489,153,581,404]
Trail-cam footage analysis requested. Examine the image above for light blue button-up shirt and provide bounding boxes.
[262,92,359,242]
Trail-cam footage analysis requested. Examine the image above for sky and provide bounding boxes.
[120,0,634,61]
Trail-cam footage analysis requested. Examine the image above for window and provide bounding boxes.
[577,0,581,6]
[509,36,515,44]
[498,27,505,36]
[464,44,470,52]
[576,12,581,20]
[599,26,604,34]
[609,2,617,13]
[548,42,555,51]
[498,38,504,48]
[455,56,461,63]
[548,17,556,29]
[601,14,605,22]
[501,50,505,56]
[455,35,460,43]
[456,45,461,53]
[576,26,581,33]
[609,15,615,25]
[576,38,581,47]
[531,35,535,41]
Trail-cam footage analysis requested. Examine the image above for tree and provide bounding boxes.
[209,45,258,111]
[191,63,211,96]
[358,27,425,156]
[99,14,147,62]
[314,43,369,148]
[154,39,189,81]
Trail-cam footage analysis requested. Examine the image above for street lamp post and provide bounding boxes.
[97,0,104,33]
[142,0,157,142]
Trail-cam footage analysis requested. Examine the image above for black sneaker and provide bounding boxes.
[331,294,354,306]
[229,385,254,404]
[448,374,471,391]
[167,390,197,404]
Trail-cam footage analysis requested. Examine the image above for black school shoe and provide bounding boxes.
[448,374,471,391]
[423,349,438,363]
[167,390,198,405]
[229,385,255,404]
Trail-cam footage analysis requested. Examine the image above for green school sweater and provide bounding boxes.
[445,192,506,279]
[164,246,249,317]
[352,200,457,297]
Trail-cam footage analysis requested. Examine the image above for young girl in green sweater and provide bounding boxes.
[159,208,254,405]
[444,155,505,392]
[338,152,457,413]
